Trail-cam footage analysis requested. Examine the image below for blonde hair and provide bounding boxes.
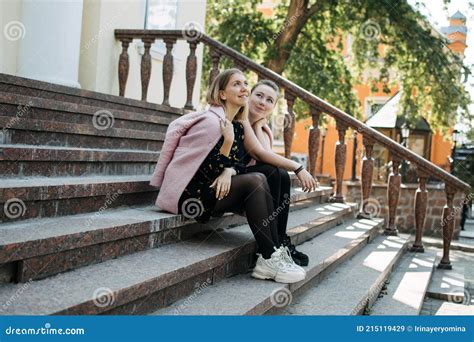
[251,79,280,97]
[206,68,248,122]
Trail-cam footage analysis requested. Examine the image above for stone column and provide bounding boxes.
[17,0,84,88]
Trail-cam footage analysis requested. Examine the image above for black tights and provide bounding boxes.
[213,173,278,258]
[246,163,291,241]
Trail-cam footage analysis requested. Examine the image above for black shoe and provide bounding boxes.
[281,235,309,266]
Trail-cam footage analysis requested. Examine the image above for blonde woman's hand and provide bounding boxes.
[296,169,318,192]
[220,118,234,143]
[210,168,235,200]
[252,118,266,130]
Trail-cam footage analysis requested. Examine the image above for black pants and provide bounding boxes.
[247,163,291,243]
[213,173,279,258]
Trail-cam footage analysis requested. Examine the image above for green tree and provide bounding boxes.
[204,0,472,129]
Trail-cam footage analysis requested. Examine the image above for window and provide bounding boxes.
[408,134,426,158]
[145,0,178,29]
[370,102,384,114]
[364,97,389,119]
[145,0,178,55]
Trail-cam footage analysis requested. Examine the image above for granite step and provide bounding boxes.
[0,144,305,185]
[0,174,158,222]
[421,298,474,315]
[151,217,383,316]
[278,234,410,315]
[0,187,335,282]
[426,261,467,303]
[0,201,356,315]
[0,72,185,119]
[370,249,436,315]
[0,116,165,150]
[0,92,176,132]
[0,144,160,177]
[0,170,308,223]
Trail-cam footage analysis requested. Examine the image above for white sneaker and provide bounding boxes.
[279,246,306,273]
[251,247,306,283]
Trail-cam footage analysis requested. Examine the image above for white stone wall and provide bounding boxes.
[79,0,207,108]
[1,0,207,109]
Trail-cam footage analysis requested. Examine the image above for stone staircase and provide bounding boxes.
[0,73,449,316]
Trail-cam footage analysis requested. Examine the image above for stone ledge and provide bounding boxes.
[370,249,437,315]
[152,217,383,316]
[0,93,175,128]
[0,72,185,116]
[344,180,447,190]
[16,199,350,283]
[0,145,160,162]
[0,201,353,315]
[0,175,156,202]
[0,116,166,141]
[278,233,409,315]
[0,187,334,265]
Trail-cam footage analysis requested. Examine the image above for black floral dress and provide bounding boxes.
[178,121,250,223]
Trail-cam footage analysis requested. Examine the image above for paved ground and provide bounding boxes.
[421,297,474,315]
[420,208,473,315]
[420,247,473,315]
[460,217,474,243]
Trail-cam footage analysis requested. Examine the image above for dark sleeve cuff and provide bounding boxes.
[233,163,247,175]
[216,153,233,168]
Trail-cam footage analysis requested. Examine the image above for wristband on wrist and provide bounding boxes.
[294,165,304,175]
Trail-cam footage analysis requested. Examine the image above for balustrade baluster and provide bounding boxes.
[283,92,296,159]
[140,38,153,101]
[385,154,401,235]
[185,41,198,110]
[438,184,457,269]
[410,169,429,252]
[358,137,375,218]
[162,38,176,106]
[208,49,221,86]
[118,38,132,97]
[308,106,321,177]
[330,120,348,203]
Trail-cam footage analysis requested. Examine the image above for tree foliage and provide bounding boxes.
[204,0,472,131]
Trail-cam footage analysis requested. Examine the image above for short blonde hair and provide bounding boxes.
[251,79,280,97]
[207,68,248,122]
